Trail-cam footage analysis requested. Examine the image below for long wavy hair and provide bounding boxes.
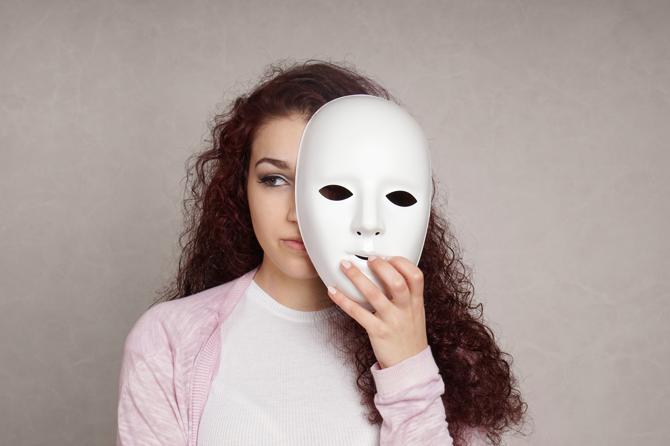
[152,59,528,445]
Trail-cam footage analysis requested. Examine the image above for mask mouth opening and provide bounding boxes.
[354,255,369,261]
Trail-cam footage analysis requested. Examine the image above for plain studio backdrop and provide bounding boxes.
[1,1,668,445]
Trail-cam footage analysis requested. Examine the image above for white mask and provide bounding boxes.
[295,95,432,311]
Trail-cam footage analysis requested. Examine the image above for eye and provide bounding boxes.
[386,190,417,207]
[319,184,353,201]
[258,175,288,187]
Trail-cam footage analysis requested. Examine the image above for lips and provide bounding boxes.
[282,239,306,252]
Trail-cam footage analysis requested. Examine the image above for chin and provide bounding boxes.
[281,257,320,280]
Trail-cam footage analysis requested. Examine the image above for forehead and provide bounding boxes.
[251,114,307,167]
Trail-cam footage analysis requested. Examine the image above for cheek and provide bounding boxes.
[248,187,285,237]
[247,185,269,233]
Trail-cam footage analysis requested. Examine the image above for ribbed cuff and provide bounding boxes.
[369,345,440,398]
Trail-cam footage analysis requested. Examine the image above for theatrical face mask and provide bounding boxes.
[295,95,432,310]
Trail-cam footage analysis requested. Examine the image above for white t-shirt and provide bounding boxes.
[197,278,380,445]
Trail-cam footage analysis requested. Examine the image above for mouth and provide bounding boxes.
[354,254,369,261]
[282,239,307,252]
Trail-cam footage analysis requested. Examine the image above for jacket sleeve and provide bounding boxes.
[116,307,188,445]
[371,345,489,445]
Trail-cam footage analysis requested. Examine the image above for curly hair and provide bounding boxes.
[151,58,528,445]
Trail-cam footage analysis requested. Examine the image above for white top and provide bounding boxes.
[197,278,380,445]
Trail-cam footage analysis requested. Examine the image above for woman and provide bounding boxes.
[116,60,528,446]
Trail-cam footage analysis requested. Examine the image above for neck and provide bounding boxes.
[253,257,334,312]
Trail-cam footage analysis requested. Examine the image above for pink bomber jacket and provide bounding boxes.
[116,265,488,445]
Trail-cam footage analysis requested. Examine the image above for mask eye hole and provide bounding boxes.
[319,185,353,201]
[386,190,417,207]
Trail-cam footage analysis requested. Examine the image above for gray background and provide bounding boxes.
[1,0,668,444]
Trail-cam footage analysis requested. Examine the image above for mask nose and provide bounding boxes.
[351,194,385,238]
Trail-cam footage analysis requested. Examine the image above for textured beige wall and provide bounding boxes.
[1,0,668,444]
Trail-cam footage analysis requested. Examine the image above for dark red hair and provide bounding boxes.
[152,59,528,445]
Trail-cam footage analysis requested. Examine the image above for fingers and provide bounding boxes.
[366,256,412,307]
[327,284,381,334]
[339,259,394,316]
[326,256,425,335]
[386,256,424,303]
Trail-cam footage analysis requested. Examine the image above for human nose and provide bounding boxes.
[288,191,297,222]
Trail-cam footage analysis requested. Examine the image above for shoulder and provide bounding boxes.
[122,273,246,357]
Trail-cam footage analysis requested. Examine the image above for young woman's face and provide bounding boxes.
[246,113,319,280]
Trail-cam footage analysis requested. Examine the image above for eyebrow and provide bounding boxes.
[254,157,290,170]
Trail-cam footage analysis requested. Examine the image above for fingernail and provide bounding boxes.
[368,256,377,262]
[341,260,351,269]
[327,285,336,295]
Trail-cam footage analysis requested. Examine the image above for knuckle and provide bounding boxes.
[390,278,405,290]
